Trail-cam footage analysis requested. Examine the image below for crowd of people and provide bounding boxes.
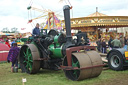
[0,39,17,48]
[96,35,128,53]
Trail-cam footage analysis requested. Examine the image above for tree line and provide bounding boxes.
[1,27,19,33]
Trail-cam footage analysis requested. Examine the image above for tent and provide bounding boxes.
[0,43,10,62]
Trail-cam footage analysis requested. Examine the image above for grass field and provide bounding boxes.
[1,63,128,85]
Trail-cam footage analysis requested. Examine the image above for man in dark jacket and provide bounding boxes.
[32,23,40,36]
[96,39,101,52]
[120,35,124,48]
[124,37,127,45]
[102,39,107,53]
[108,37,113,48]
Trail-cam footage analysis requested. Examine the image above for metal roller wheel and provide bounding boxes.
[19,44,40,74]
[63,55,80,81]
[63,51,103,81]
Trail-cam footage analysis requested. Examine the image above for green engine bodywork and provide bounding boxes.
[28,33,64,59]
[49,43,63,58]
[48,34,64,58]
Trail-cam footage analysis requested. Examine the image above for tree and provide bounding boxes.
[11,27,19,33]
[1,27,10,33]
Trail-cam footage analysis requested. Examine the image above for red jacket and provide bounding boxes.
[5,42,10,48]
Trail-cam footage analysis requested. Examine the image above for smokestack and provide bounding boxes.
[63,5,72,43]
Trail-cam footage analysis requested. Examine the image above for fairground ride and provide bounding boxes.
[27,0,72,30]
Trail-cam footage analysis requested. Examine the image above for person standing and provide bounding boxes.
[108,37,113,48]
[7,43,20,73]
[123,36,127,50]
[5,40,10,48]
[11,39,16,47]
[101,39,107,53]
[32,23,40,36]
[120,35,124,48]
[111,36,121,48]
[124,37,127,45]
[96,38,101,52]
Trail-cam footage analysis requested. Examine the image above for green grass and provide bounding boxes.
[1,63,128,85]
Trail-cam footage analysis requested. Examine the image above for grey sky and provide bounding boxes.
[0,0,128,33]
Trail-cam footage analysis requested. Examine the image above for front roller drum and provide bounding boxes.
[63,51,103,81]
[19,44,40,74]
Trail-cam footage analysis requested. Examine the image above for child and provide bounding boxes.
[7,43,20,72]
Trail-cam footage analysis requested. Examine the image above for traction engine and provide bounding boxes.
[19,5,103,81]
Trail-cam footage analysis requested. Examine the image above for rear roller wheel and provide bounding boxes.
[63,51,103,81]
[19,44,40,74]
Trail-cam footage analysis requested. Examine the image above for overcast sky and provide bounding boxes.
[0,0,128,33]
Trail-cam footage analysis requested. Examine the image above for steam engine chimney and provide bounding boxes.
[63,5,72,43]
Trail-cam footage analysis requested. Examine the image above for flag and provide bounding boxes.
[21,28,26,30]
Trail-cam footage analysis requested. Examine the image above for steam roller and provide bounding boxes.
[19,5,104,81]
[63,50,103,80]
